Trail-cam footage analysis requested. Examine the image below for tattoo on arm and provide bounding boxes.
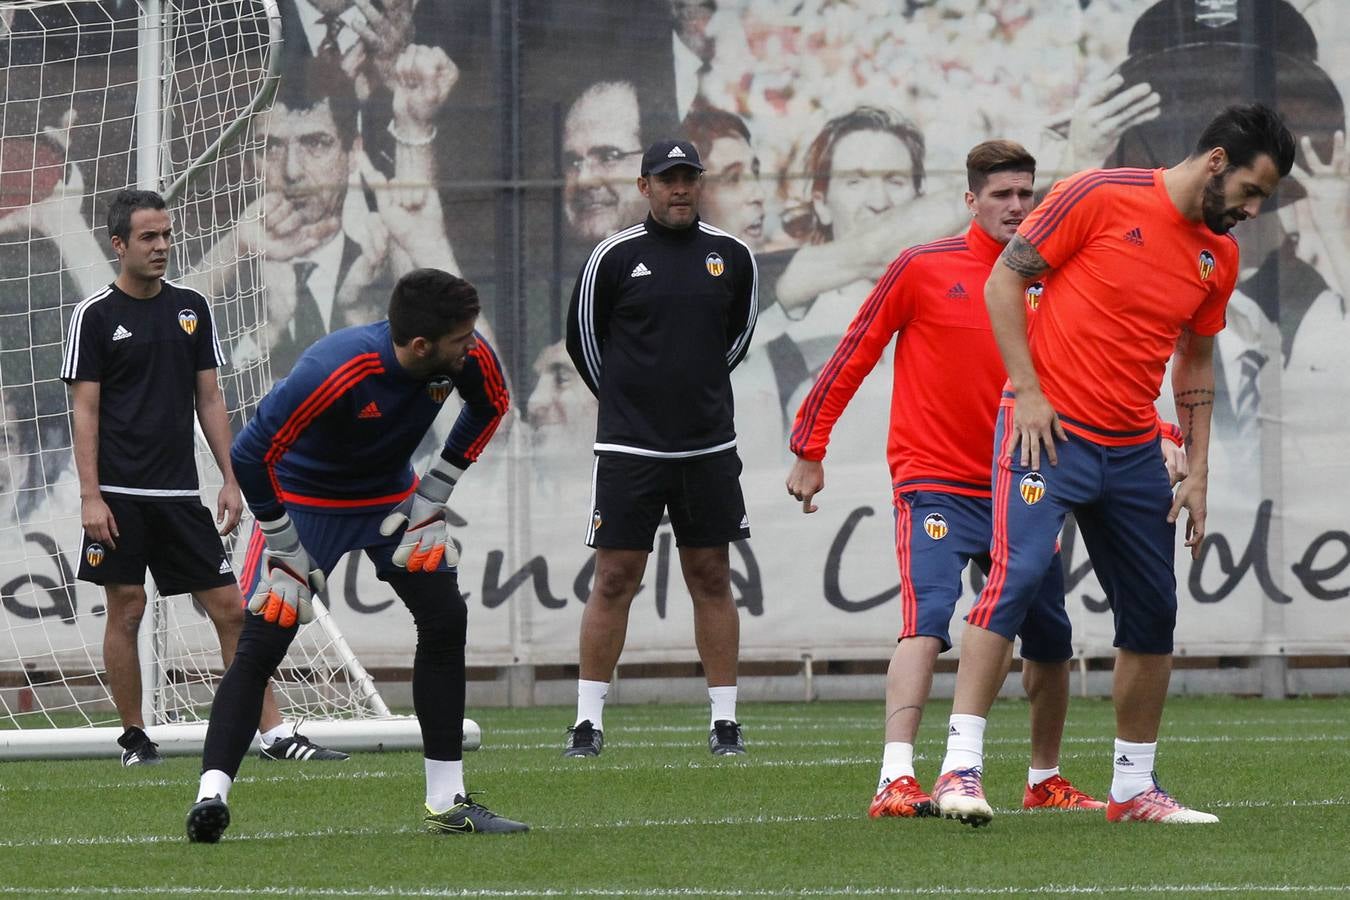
[998,234,1051,279]
[1175,388,1214,449]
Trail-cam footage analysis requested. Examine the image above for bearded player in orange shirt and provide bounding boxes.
[930,104,1294,827]
[786,140,1187,819]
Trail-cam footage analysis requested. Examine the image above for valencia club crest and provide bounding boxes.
[923,513,948,540]
[1198,249,1215,281]
[426,376,452,404]
[1019,472,1046,505]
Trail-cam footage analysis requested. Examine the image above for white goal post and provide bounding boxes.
[0,0,470,759]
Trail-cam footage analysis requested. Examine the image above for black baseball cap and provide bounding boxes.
[640,139,705,176]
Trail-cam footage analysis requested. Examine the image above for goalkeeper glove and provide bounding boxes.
[379,457,466,572]
[248,514,326,628]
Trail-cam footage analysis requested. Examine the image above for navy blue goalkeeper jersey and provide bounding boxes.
[231,320,509,521]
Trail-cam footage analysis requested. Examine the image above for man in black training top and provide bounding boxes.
[563,139,758,757]
[61,189,344,767]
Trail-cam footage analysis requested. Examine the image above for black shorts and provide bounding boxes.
[586,451,750,551]
[77,496,236,595]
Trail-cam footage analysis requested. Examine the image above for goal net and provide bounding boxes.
[0,0,429,758]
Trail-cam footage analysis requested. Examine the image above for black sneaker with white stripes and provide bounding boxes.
[117,725,163,766]
[258,732,349,761]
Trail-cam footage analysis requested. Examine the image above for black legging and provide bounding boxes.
[201,570,468,778]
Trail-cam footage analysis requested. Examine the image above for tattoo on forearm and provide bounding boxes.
[999,235,1050,279]
[1175,388,1214,449]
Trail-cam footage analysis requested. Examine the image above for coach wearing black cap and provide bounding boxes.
[561,138,759,759]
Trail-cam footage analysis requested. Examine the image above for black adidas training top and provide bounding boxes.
[566,214,758,458]
[61,280,224,498]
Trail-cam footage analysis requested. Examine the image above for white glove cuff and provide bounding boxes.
[419,457,467,505]
[258,514,300,553]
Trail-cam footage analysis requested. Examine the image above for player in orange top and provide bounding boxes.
[931,104,1294,827]
[787,141,1183,818]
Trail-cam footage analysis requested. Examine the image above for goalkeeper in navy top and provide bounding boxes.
[61,189,343,769]
[186,268,526,843]
[562,139,758,758]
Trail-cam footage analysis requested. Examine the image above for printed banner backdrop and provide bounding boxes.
[3,0,1350,673]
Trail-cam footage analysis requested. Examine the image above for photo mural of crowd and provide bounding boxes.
[2,0,1348,643]
[247,0,1350,487]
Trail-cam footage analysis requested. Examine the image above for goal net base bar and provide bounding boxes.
[0,717,480,760]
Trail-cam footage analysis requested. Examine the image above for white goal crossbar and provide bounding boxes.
[0,717,480,760]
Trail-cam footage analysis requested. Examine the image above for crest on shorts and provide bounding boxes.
[705,252,725,277]
[591,508,603,532]
[1198,249,1215,281]
[1019,472,1046,505]
[923,513,949,540]
[86,543,105,567]
[426,376,452,404]
[177,309,198,335]
[1024,281,1044,312]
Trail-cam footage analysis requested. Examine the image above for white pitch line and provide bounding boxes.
[0,797,1345,850]
[5,728,1350,795]
[3,884,1350,897]
[485,731,1350,751]
[482,714,1350,737]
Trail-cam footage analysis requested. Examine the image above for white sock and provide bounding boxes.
[258,723,290,747]
[1110,739,1156,802]
[425,758,465,812]
[197,769,233,804]
[940,714,986,774]
[708,685,738,726]
[878,741,915,791]
[1028,765,1060,788]
[576,679,609,730]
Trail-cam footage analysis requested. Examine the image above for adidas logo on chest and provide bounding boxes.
[630,262,652,278]
[112,325,133,342]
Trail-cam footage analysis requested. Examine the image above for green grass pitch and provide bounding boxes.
[1,696,1348,898]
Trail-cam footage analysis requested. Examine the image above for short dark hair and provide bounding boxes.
[273,56,358,150]
[388,268,481,345]
[1194,103,1296,177]
[682,106,752,162]
[106,189,167,242]
[966,140,1036,194]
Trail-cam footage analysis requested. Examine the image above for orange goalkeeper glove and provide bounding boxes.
[248,514,325,628]
[379,457,465,572]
